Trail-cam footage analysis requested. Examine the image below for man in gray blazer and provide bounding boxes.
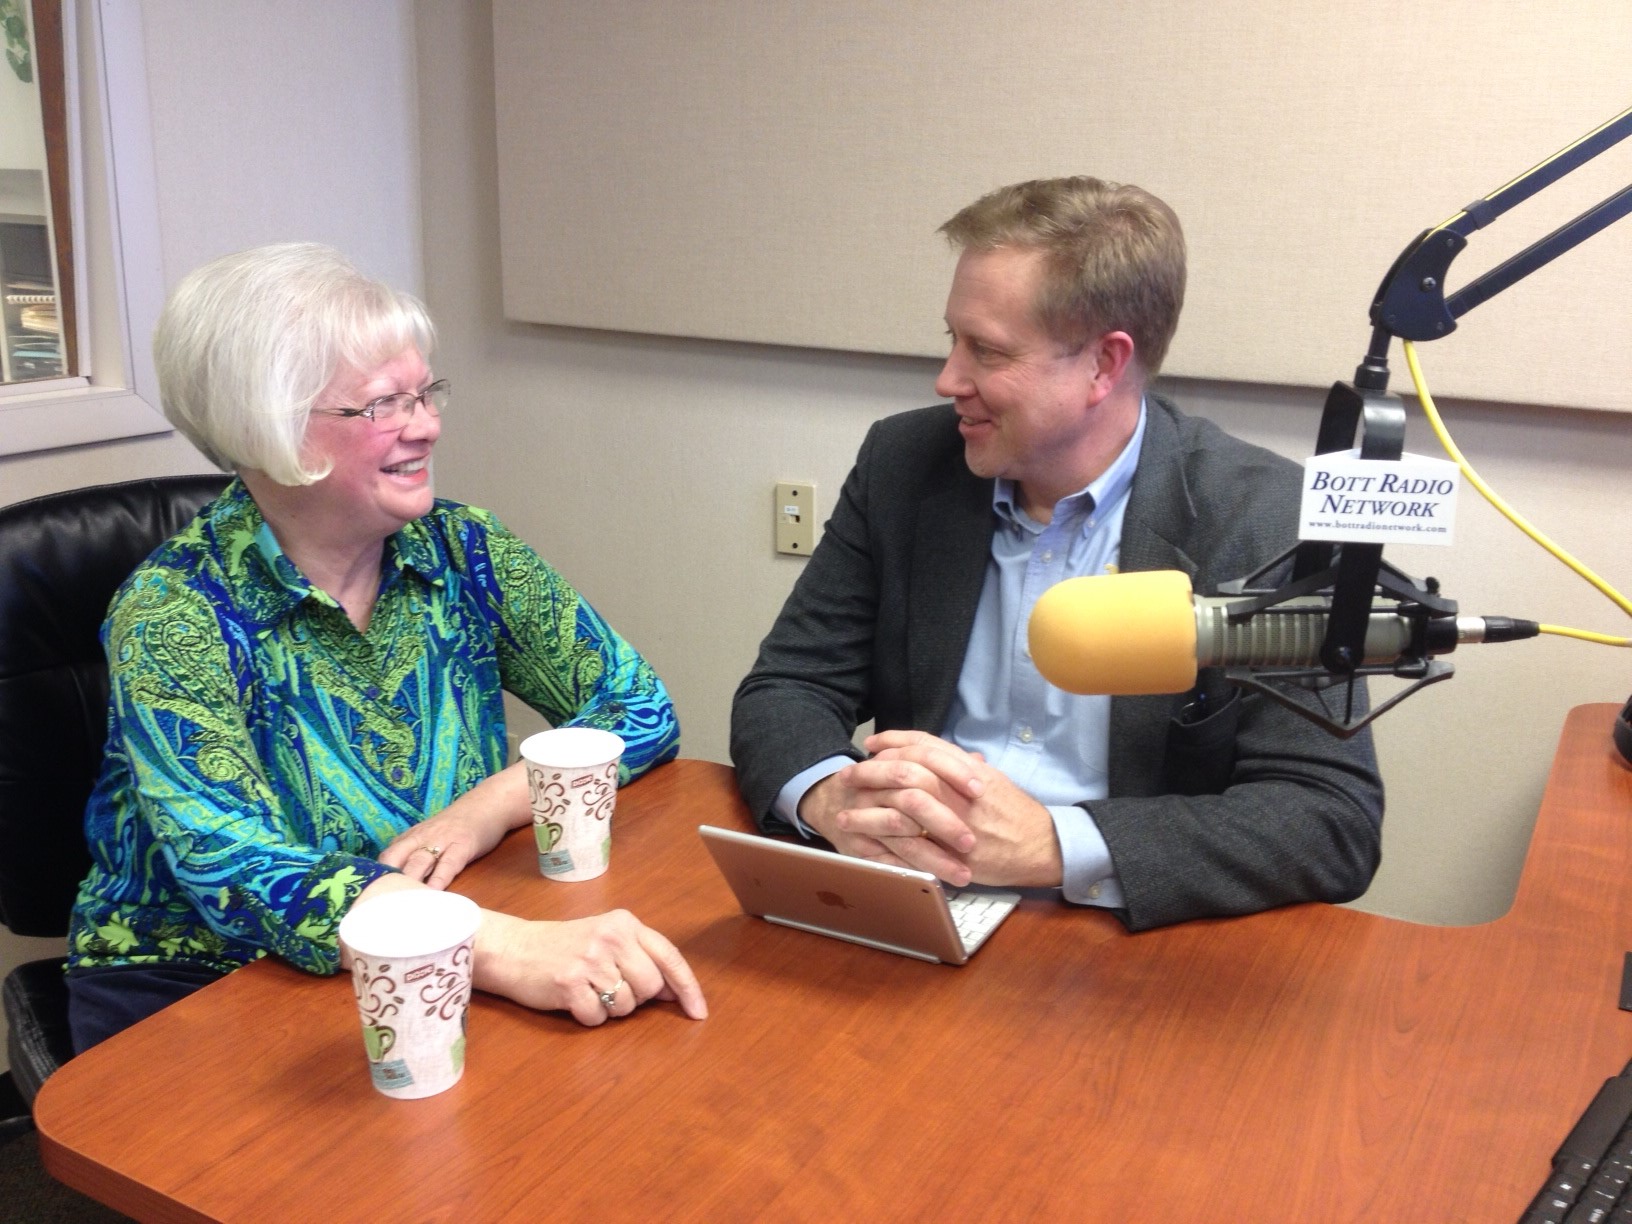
[730,177,1383,932]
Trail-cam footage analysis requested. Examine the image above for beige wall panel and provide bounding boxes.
[493,0,1632,412]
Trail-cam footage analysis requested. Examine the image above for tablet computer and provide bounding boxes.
[698,825,1019,964]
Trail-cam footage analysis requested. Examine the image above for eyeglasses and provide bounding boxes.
[318,379,450,429]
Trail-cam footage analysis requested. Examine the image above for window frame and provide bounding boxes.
[0,0,169,459]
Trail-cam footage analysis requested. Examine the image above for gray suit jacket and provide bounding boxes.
[730,397,1384,930]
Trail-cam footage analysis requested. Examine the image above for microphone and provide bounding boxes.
[1027,570,1538,696]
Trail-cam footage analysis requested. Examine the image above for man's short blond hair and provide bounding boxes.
[939,176,1186,376]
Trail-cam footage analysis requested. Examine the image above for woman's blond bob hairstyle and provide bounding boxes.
[153,243,435,486]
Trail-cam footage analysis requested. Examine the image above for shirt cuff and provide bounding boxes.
[773,755,854,838]
[1048,803,1125,908]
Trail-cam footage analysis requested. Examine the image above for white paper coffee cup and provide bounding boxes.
[519,727,624,881]
[339,889,481,1100]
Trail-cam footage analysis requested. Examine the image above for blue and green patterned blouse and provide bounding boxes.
[67,481,678,977]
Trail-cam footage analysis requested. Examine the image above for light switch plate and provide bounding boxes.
[774,481,816,555]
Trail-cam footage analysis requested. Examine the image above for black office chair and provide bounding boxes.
[0,473,229,1136]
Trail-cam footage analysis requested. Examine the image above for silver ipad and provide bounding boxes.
[699,825,1019,965]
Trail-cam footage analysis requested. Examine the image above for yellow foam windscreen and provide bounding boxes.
[1027,570,1199,695]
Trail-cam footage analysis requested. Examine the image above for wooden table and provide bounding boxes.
[35,704,1632,1222]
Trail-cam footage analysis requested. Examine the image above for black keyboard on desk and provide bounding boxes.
[1520,1060,1632,1223]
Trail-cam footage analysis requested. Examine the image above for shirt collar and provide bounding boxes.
[389,515,450,585]
[216,482,450,623]
[991,397,1149,535]
[199,481,313,618]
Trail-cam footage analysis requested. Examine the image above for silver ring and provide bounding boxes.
[597,978,625,1009]
[424,845,443,859]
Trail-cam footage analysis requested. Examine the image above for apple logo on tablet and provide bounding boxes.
[816,890,852,910]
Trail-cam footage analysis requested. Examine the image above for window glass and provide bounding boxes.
[0,0,71,385]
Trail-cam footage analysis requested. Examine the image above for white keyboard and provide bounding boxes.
[945,887,1021,953]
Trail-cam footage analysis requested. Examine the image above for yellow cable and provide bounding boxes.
[1539,624,1632,647]
[1400,339,1632,641]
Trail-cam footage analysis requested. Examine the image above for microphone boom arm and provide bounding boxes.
[1210,104,1632,736]
[1370,104,1632,342]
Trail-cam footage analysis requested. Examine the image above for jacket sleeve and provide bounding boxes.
[1091,680,1385,931]
[730,425,886,830]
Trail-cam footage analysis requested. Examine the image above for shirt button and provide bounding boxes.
[1018,726,1034,743]
[1040,549,1054,563]
[365,686,381,700]
[1087,883,1103,900]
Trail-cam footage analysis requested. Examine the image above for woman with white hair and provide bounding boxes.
[64,243,705,1051]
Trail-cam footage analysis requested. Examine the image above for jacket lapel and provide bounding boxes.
[1118,395,1198,578]
[907,463,993,732]
[1111,397,1197,790]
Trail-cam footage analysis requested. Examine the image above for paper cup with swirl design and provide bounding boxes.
[520,728,624,882]
[339,889,481,1100]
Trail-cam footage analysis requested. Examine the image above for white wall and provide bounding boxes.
[0,0,421,1072]
[136,1,420,289]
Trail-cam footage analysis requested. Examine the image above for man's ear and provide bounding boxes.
[1085,330,1138,400]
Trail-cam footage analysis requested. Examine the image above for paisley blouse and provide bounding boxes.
[68,481,678,975]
